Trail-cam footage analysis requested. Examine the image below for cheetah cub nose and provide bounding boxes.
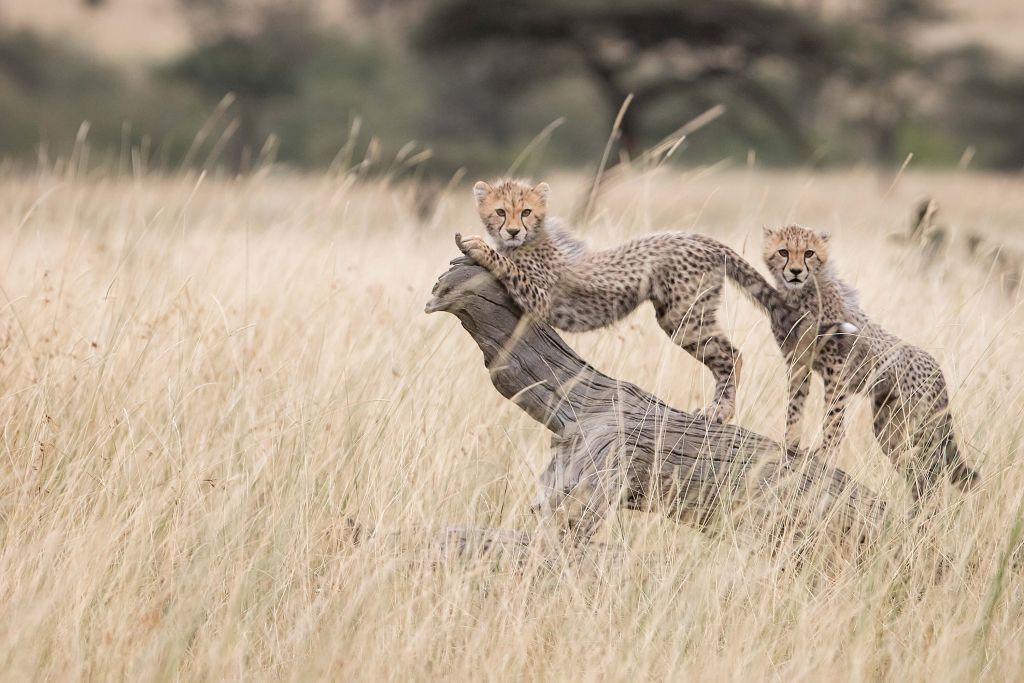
[506,227,521,236]
[789,267,803,275]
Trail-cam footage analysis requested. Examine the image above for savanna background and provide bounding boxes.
[1,0,1024,680]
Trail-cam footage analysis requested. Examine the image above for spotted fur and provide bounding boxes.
[457,178,844,425]
[762,224,979,500]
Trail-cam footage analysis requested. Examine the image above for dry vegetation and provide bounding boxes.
[0,165,1023,679]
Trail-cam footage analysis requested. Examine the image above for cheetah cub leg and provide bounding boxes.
[658,297,742,424]
[784,360,812,447]
[455,233,552,319]
[455,232,507,275]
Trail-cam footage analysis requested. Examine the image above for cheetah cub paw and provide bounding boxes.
[694,401,732,425]
[455,232,494,267]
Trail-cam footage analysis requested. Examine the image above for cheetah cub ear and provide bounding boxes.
[532,182,550,204]
[817,231,832,242]
[762,224,776,238]
[473,181,492,205]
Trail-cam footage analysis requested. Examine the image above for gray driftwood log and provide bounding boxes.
[426,262,887,551]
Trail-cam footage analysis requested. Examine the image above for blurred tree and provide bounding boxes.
[170,0,317,172]
[842,0,944,164]
[0,28,153,166]
[1,0,1022,173]
[412,0,852,160]
[936,46,1024,169]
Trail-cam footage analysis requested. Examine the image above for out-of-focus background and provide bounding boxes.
[3,0,1024,175]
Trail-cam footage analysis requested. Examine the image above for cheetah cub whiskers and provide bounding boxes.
[456,178,848,425]
[762,224,979,500]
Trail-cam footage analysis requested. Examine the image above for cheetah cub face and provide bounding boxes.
[473,179,549,251]
[762,224,830,290]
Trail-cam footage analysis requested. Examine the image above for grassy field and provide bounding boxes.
[0,165,1022,679]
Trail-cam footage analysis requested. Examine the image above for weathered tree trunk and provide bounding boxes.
[426,262,887,550]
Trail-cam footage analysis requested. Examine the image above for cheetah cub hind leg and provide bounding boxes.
[656,296,743,425]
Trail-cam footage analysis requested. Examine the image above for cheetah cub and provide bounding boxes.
[456,178,843,424]
[762,224,979,500]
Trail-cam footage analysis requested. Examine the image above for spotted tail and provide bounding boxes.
[815,321,859,355]
[720,246,789,314]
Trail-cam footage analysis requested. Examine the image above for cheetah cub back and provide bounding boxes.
[455,178,846,425]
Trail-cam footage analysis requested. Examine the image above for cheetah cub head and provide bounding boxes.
[762,224,831,290]
[473,178,549,252]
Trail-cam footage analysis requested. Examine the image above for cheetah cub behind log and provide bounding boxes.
[762,224,979,500]
[454,178,849,425]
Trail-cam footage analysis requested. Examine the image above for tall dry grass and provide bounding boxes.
[0,165,1022,680]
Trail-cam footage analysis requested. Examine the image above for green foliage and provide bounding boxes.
[169,2,315,101]
[172,35,306,100]
[0,29,124,160]
[0,28,212,169]
[268,38,429,167]
[413,0,860,163]
[937,47,1024,170]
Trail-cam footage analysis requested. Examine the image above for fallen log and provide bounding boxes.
[425,261,887,551]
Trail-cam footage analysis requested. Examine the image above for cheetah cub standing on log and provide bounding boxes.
[762,224,979,500]
[455,178,848,424]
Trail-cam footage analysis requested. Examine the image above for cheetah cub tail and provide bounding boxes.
[819,321,858,337]
[816,320,859,355]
